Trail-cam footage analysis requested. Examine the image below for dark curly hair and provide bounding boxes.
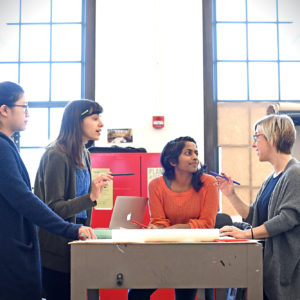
[160,136,205,192]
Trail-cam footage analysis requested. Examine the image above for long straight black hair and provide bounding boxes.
[54,99,103,168]
[160,136,204,192]
[0,81,24,106]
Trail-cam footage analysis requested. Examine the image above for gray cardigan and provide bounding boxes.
[34,146,96,273]
[245,158,300,300]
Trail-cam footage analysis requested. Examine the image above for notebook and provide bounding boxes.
[109,196,148,229]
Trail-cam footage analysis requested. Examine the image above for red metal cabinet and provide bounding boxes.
[140,153,164,225]
[90,153,143,228]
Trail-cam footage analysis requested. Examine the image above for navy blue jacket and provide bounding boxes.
[0,132,80,300]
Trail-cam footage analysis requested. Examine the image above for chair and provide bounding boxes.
[214,213,233,229]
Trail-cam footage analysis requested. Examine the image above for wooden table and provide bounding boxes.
[70,241,263,300]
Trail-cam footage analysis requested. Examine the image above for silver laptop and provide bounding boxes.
[109,196,148,229]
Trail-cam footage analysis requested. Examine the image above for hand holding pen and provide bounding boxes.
[209,171,240,185]
[90,172,113,201]
[210,171,238,198]
[90,173,134,202]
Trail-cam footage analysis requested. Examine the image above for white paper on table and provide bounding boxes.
[112,228,219,243]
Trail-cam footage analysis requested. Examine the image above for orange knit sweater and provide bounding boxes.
[149,174,219,229]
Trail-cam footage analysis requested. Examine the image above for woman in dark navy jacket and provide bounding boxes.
[0,81,96,300]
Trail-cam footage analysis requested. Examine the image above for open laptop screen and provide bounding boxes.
[109,196,148,229]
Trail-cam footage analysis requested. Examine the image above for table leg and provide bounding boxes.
[197,288,205,300]
[87,289,99,300]
[246,244,263,300]
[215,288,227,300]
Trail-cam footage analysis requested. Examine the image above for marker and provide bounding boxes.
[131,220,148,228]
[209,171,240,185]
[111,173,135,176]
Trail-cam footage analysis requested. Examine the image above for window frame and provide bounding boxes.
[2,0,96,150]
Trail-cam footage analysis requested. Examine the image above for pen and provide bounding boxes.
[209,171,240,185]
[131,220,148,228]
[111,173,135,176]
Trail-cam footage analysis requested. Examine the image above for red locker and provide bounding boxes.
[90,153,143,228]
[140,153,164,225]
[90,152,162,228]
[90,152,175,300]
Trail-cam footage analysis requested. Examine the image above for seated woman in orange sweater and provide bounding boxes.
[128,136,219,300]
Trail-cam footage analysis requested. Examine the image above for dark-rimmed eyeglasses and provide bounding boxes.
[253,133,265,143]
[9,104,29,114]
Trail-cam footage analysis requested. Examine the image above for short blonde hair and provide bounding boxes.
[254,114,296,154]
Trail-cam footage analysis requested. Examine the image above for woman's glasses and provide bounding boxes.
[9,104,29,114]
[253,133,265,143]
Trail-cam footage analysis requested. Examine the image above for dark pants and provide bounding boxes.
[128,288,197,300]
[42,267,70,300]
[264,292,269,300]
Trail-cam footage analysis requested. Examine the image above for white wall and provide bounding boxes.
[95,0,204,160]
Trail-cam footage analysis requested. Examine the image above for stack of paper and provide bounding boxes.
[111,228,219,243]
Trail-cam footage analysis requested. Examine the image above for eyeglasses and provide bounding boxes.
[253,133,265,143]
[9,104,29,114]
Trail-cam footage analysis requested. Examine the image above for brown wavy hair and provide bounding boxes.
[54,99,103,168]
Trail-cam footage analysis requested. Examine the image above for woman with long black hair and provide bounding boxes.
[128,136,219,300]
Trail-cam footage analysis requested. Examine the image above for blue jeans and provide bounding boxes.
[128,288,198,300]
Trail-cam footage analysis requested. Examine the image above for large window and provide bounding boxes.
[211,0,300,215]
[215,0,300,102]
[0,0,94,182]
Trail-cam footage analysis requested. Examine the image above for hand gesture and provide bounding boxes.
[89,172,113,202]
[216,172,235,198]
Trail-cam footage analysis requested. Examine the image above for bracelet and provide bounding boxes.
[250,227,254,239]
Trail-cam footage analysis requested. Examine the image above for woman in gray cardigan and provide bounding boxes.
[217,114,300,300]
[34,100,112,300]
